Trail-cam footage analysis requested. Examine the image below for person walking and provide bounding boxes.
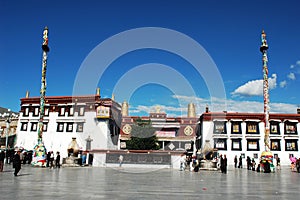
[0,150,5,172]
[220,154,224,173]
[13,150,22,176]
[222,154,228,174]
[46,151,51,167]
[251,158,256,171]
[180,154,186,171]
[49,151,54,169]
[118,155,124,167]
[247,156,251,170]
[238,155,243,168]
[276,156,281,170]
[234,155,238,168]
[55,151,61,168]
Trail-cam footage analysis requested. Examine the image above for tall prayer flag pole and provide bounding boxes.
[32,27,50,167]
[260,30,270,152]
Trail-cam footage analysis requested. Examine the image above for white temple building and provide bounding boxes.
[15,91,121,160]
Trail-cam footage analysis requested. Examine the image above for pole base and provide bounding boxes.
[31,140,47,167]
[260,150,275,173]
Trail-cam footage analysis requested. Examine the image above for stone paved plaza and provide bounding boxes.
[0,164,299,200]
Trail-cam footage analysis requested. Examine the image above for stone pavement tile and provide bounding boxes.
[0,165,299,200]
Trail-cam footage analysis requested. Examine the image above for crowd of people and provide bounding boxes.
[46,151,61,169]
[179,153,228,173]
[178,153,300,174]
[180,154,200,172]
[0,149,62,176]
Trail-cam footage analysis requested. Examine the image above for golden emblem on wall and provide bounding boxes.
[184,125,193,136]
[122,124,132,134]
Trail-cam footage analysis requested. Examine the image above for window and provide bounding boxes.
[246,122,259,134]
[231,139,242,151]
[43,123,48,132]
[247,139,260,151]
[270,139,281,151]
[76,122,84,132]
[24,107,29,116]
[44,107,49,116]
[214,138,227,150]
[68,106,74,116]
[33,107,39,116]
[231,122,241,134]
[213,121,226,134]
[59,107,65,116]
[270,121,280,134]
[78,107,85,116]
[57,123,64,132]
[285,122,297,134]
[285,139,298,151]
[21,122,28,131]
[66,123,73,132]
[31,122,38,132]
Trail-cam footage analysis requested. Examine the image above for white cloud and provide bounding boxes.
[289,60,300,74]
[231,74,277,97]
[130,104,186,116]
[172,95,205,103]
[269,74,277,89]
[231,79,262,96]
[128,94,298,117]
[287,72,296,80]
[280,80,287,88]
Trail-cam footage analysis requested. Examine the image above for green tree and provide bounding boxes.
[126,122,160,150]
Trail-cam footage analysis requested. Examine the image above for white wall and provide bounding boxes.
[201,120,300,166]
[16,110,117,160]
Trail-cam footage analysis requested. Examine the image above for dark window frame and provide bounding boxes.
[270,139,281,151]
[284,122,297,135]
[68,106,74,117]
[58,107,65,117]
[23,107,29,117]
[285,139,298,151]
[78,106,85,116]
[247,139,260,151]
[231,121,242,134]
[43,122,48,132]
[57,122,64,132]
[21,122,28,131]
[246,122,259,134]
[44,107,49,116]
[213,121,227,134]
[270,121,280,135]
[33,107,39,117]
[66,122,73,132]
[76,122,84,132]
[214,138,227,150]
[30,122,38,132]
[231,138,242,151]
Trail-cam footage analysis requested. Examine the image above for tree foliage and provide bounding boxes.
[126,119,160,150]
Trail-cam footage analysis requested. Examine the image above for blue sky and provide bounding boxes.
[1,0,300,116]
